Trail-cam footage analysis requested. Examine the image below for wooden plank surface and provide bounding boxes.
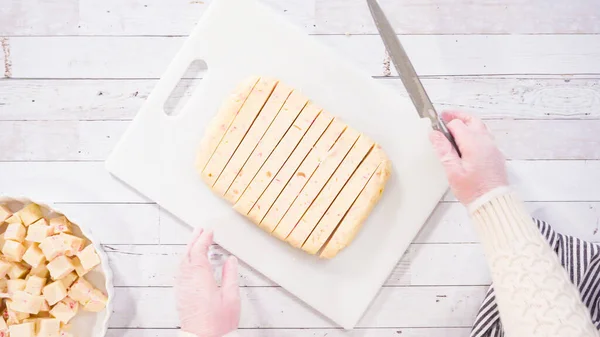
[2,77,599,121]
[107,328,472,337]
[0,0,314,36]
[1,35,600,79]
[104,243,491,287]
[2,161,600,203]
[109,286,486,328]
[1,119,599,160]
[313,0,600,35]
[0,200,593,247]
[1,0,599,335]
[1,161,600,203]
[1,0,599,35]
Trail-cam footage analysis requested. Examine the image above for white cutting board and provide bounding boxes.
[106,0,448,329]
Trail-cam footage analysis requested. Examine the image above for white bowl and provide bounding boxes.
[0,197,113,337]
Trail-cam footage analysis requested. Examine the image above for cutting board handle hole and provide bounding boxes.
[163,59,208,117]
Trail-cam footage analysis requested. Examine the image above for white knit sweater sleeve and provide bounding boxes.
[470,188,599,337]
[179,330,240,337]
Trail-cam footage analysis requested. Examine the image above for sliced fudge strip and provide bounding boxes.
[234,103,321,220]
[256,119,346,232]
[234,111,332,215]
[225,91,310,204]
[212,83,294,196]
[201,78,278,187]
[319,156,392,259]
[271,128,360,241]
[303,146,386,255]
[197,78,392,257]
[195,76,260,172]
[287,135,374,248]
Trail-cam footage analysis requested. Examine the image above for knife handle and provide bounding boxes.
[434,120,462,158]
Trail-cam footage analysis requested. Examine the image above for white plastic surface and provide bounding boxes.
[105,0,448,329]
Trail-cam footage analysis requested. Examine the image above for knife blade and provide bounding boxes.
[366,0,460,155]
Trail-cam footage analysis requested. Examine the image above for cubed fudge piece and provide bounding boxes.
[5,214,22,224]
[47,256,75,280]
[7,279,26,295]
[42,281,67,306]
[22,245,46,268]
[25,275,46,296]
[0,316,7,337]
[0,260,12,278]
[22,241,34,250]
[39,236,64,261]
[31,218,48,226]
[38,318,60,337]
[8,263,30,280]
[5,300,30,324]
[49,298,78,324]
[2,240,25,262]
[40,299,50,312]
[0,205,12,222]
[60,272,77,288]
[57,234,84,257]
[71,257,88,277]
[48,217,72,235]
[4,223,26,242]
[76,245,100,271]
[8,322,35,337]
[67,278,93,305]
[25,220,52,243]
[83,289,108,312]
[19,204,43,227]
[11,291,44,314]
[29,263,49,279]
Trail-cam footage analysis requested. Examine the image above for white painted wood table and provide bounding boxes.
[1,0,600,336]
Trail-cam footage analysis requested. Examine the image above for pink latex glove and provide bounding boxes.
[175,229,240,337]
[429,110,508,205]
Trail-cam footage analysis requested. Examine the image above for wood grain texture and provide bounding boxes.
[2,161,600,203]
[0,80,152,121]
[417,202,600,244]
[107,223,600,287]
[0,200,589,249]
[160,201,600,245]
[314,0,600,34]
[1,78,598,121]
[0,0,314,36]
[0,200,591,247]
[54,203,162,244]
[1,120,598,160]
[0,121,127,160]
[2,0,599,333]
[1,35,599,79]
[104,243,492,287]
[1,0,599,35]
[380,77,600,120]
[110,286,486,328]
[106,328,472,337]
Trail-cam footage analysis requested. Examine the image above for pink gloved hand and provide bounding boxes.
[429,110,508,206]
[175,229,240,337]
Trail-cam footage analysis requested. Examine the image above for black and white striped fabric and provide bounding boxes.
[471,219,600,337]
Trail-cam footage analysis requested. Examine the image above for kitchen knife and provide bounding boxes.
[366,0,460,155]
